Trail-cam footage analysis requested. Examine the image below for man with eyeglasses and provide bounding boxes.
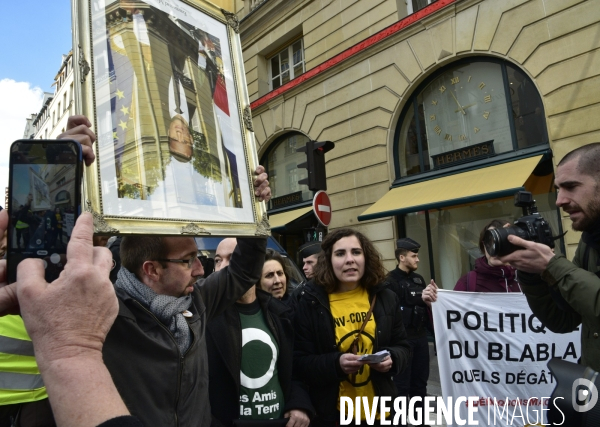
[99,167,271,427]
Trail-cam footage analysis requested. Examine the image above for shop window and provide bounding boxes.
[394,59,548,179]
[402,186,562,289]
[55,190,71,204]
[269,39,305,91]
[261,132,311,210]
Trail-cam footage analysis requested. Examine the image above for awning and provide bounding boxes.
[358,155,544,221]
[269,206,313,231]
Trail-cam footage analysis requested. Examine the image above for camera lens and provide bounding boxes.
[483,226,524,257]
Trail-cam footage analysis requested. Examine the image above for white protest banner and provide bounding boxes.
[433,290,581,427]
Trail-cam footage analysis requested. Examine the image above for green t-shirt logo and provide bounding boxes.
[239,311,285,419]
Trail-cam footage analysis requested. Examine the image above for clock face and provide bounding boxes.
[421,62,513,159]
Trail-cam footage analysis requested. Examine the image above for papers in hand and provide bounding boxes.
[358,350,390,363]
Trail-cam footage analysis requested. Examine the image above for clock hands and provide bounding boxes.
[454,103,477,113]
[449,91,466,115]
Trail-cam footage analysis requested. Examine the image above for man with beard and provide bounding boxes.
[386,238,436,426]
[500,143,600,371]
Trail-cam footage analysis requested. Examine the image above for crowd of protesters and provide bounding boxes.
[0,115,599,427]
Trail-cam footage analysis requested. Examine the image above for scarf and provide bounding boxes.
[115,267,193,354]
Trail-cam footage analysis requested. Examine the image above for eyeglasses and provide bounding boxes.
[157,258,196,268]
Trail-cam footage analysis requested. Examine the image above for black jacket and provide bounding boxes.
[102,238,266,427]
[293,281,410,426]
[386,268,430,339]
[207,289,315,426]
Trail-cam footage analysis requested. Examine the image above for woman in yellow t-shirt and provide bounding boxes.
[293,228,411,427]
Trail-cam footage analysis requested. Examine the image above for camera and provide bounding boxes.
[483,191,555,257]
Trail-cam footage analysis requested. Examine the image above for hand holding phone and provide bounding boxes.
[7,140,83,283]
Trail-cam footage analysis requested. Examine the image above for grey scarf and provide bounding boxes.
[115,267,193,354]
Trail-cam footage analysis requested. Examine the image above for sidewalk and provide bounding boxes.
[426,342,447,427]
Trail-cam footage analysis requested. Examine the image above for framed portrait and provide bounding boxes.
[72,0,269,237]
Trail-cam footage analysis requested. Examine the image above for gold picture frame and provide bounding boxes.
[73,0,268,236]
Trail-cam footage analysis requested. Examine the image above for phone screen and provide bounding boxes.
[7,140,82,283]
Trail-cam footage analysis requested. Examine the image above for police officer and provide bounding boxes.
[286,242,322,313]
[298,241,321,282]
[386,238,436,426]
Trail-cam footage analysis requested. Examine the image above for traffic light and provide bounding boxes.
[297,140,335,192]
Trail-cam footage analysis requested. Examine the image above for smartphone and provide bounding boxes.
[7,139,83,283]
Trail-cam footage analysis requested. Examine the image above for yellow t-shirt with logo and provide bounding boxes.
[329,286,377,421]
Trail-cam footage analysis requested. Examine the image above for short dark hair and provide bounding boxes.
[558,143,600,179]
[479,219,510,253]
[121,235,169,278]
[313,228,386,294]
[394,247,413,261]
[261,249,292,296]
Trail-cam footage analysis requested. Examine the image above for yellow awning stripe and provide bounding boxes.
[358,155,543,221]
[269,206,313,229]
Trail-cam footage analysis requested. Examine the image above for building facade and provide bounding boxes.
[235,0,600,287]
[18,52,77,224]
[24,52,75,140]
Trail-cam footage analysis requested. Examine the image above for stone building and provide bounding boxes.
[20,53,77,219]
[25,52,75,140]
[232,0,600,287]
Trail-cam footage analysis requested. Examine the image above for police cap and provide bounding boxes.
[299,241,321,259]
[396,237,420,253]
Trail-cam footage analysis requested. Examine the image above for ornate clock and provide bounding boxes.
[420,61,513,160]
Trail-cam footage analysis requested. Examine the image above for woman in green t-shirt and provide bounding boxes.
[293,228,411,426]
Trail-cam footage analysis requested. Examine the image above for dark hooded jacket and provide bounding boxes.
[454,256,521,293]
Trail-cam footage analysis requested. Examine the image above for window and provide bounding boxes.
[269,39,305,90]
[407,0,437,14]
[394,59,548,178]
[261,132,311,209]
[402,181,561,288]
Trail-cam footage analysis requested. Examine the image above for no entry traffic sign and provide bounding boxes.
[313,190,332,227]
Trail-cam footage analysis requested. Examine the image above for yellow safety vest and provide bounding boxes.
[15,220,29,230]
[0,316,47,405]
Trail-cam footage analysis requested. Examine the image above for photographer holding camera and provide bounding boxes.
[498,143,600,372]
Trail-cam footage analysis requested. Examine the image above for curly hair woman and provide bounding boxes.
[293,228,410,426]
